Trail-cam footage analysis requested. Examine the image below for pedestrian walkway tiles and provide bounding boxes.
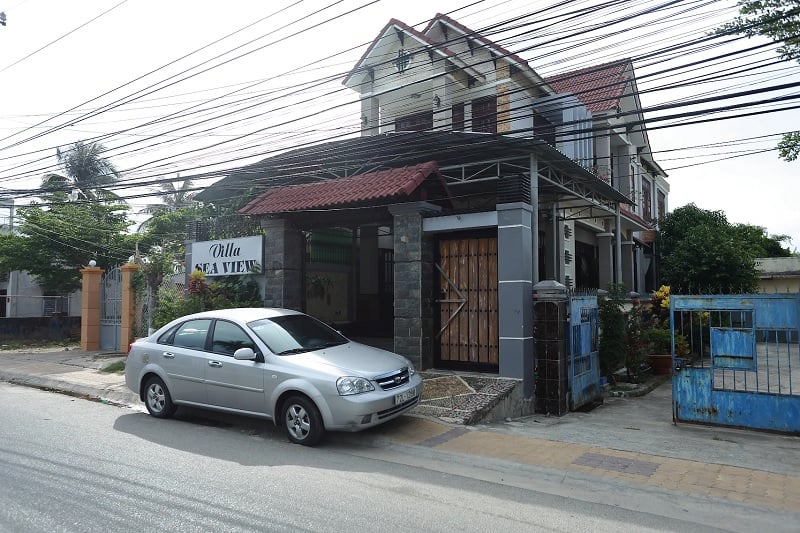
[387,417,800,513]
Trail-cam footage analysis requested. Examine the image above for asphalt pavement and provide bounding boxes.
[1,347,798,516]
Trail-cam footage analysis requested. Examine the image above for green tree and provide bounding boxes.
[657,204,792,293]
[41,142,121,202]
[716,1,800,161]
[0,202,134,293]
[0,143,133,292]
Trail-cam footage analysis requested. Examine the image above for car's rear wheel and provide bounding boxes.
[282,395,324,446]
[143,376,177,418]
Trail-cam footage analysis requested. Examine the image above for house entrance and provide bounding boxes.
[435,235,499,371]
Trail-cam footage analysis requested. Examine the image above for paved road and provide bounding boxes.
[2,383,797,532]
[1,348,800,528]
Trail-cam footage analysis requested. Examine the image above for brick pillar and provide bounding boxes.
[390,202,440,370]
[120,263,139,351]
[80,265,104,351]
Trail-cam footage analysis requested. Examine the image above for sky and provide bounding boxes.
[0,0,799,249]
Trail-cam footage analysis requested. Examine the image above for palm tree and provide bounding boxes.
[136,176,198,233]
[41,141,121,202]
[146,177,197,214]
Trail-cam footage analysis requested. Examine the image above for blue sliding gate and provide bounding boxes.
[671,294,800,434]
[568,294,601,410]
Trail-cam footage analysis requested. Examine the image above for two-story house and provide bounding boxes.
[194,13,668,380]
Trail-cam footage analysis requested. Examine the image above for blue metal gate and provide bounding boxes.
[568,294,601,410]
[671,294,800,434]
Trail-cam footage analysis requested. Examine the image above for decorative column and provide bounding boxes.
[497,202,534,396]
[120,263,139,351]
[80,264,104,351]
[261,218,304,311]
[390,202,440,370]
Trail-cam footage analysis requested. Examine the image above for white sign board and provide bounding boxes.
[191,235,263,276]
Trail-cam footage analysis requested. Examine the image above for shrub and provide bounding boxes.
[599,284,626,381]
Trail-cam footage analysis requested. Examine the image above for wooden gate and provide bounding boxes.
[436,236,499,370]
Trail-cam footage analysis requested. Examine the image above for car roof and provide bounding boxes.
[180,307,302,322]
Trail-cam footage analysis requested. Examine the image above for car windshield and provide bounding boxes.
[248,314,348,355]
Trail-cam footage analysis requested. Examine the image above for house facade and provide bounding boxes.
[194,13,669,380]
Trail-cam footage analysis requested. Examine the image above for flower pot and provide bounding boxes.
[646,354,672,375]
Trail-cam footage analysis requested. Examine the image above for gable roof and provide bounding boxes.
[238,161,447,215]
[343,18,481,88]
[545,60,629,113]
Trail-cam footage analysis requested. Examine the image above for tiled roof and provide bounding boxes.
[545,60,629,113]
[239,161,441,215]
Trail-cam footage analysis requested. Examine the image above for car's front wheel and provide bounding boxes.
[143,376,177,419]
[282,395,324,446]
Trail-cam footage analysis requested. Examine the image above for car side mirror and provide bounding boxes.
[233,347,256,360]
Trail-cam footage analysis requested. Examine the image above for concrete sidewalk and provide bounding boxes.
[1,348,799,517]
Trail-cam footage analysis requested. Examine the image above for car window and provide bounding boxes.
[170,319,212,350]
[248,314,347,355]
[211,320,257,356]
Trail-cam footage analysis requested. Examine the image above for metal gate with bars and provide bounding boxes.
[671,294,800,434]
[568,294,601,410]
[99,266,122,351]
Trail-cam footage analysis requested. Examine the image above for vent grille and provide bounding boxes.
[497,173,531,204]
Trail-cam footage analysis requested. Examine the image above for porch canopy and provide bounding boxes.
[239,160,452,216]
[196,131,633,225]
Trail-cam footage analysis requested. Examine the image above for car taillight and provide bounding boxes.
[127,343,133,356]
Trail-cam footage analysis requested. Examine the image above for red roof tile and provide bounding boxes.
[545,60,629,113]
[239,161,442,215]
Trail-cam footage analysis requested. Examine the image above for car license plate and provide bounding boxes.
[394,387,417,405]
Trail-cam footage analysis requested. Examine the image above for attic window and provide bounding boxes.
[395,49,413,73]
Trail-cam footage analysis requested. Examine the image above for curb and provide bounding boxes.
[0,370,140,408]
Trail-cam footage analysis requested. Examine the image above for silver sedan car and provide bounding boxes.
[125,308,422,446]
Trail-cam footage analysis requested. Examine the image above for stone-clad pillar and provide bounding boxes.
[80,265,104,351]
[261,218,304,311]
[390,202,440,370]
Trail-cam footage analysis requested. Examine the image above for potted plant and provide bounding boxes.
[641,285,691,375]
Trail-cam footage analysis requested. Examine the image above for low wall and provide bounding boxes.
[0,315,81,342]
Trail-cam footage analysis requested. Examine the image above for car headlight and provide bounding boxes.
[337,376,375,396]
[405,359,416,375]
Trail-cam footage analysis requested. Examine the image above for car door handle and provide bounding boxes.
[208,361,223,368]
[163,352,175,359]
